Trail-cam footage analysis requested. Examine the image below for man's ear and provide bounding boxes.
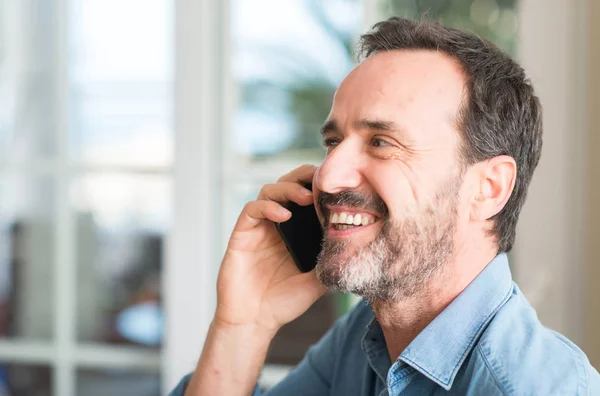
[470,155,516,222]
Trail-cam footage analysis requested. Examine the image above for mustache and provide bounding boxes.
[317,190,388,218]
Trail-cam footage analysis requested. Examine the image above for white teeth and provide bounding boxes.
[330,211,377,226]
[331,213,339,224]
[339,213,347,223]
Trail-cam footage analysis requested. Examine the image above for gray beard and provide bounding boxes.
[315,180,460,304]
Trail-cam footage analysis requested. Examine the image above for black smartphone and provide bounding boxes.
[275,184,324,273]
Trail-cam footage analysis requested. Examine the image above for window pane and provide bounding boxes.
[0,174,54,340]
[0,1,57,161]
[68,0,173,167]
[0,363,52,396]
[377,0,519,55]
[76,369,159,396]
[71,174,170,347]
[228,0,362,167]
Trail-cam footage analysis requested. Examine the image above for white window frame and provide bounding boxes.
[165,0,224,392]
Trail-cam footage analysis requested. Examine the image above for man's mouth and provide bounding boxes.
[328,211,379,231]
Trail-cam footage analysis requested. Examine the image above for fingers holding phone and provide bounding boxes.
[275,183,324,273]
[229,165,316,235]
[216,165,325,332]
[257,182,313,205]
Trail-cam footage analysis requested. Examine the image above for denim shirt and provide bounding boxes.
[169,254,600,395]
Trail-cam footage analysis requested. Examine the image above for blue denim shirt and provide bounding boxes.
[170,254,600,395]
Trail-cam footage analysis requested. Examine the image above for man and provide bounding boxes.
[171,18,600,395]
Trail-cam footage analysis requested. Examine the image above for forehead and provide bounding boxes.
[330,50,466,139]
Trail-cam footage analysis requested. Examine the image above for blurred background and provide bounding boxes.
[0,0,598,394]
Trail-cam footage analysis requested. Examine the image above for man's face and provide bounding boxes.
[313,50,469,302]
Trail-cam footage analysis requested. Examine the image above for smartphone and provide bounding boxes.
[275,184,324,273]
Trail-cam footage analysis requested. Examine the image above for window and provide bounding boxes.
[0,1,172,394]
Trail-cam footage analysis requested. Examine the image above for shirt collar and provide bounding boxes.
[361,317,391,384]
[398,253,514,390]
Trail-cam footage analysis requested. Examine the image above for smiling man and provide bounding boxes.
[171,18,600,395]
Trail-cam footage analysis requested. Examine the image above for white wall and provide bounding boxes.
[515,0,594,360]
[584,0,600,368]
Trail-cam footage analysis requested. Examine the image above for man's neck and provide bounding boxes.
[371,244,498,362]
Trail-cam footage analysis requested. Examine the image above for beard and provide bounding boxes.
[315,173,462,303]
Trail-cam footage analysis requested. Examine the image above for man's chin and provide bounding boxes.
[315,261,372,299]
[315,264,343,290]
[315,254,344,283]
[315,249,364,290]
[316,250,352,272]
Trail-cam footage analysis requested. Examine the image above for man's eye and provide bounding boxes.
[371,137,391,147]
[323,138,340,148]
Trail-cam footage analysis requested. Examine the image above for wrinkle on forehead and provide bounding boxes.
[328,50,466,144]
[334,50,466,111]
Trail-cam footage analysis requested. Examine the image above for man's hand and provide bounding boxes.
[216,164,327,332]
[184,165,327,396]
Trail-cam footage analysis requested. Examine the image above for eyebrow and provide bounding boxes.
[320,118,405,136]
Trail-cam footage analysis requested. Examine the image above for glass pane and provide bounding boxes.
[377,0,519,55]
[0,174,54,340]
[0,1,57,160]
[0,363,52,396]
[68,0,173,167]
[77,369,159,396]
[228,0,362,167]
[71,174,170,347]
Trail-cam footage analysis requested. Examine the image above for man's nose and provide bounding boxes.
[315,141,363,194]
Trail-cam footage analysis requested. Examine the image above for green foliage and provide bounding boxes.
[242,0,518,161]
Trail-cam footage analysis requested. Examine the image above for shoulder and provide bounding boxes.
[288,298,373,388]
[473,284,599,395]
